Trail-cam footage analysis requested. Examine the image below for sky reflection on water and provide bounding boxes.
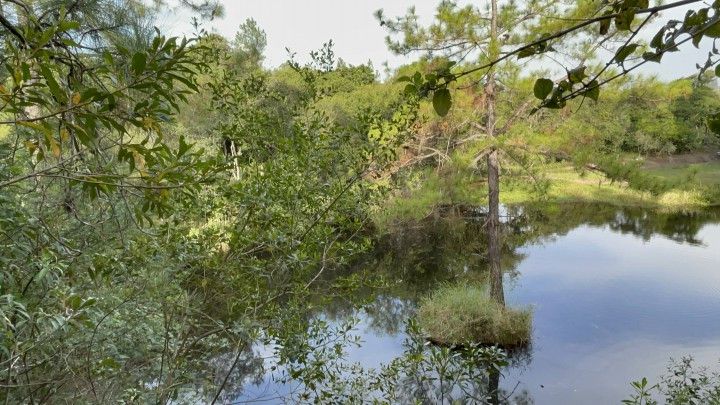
[238,206,720,404]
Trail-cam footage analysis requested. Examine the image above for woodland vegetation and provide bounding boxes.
[1,0,720,403]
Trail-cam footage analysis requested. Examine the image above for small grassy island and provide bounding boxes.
[418,283,532,347]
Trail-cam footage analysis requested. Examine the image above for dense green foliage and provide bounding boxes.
[0,2,416,402]
[393,0,720,129]
[1,0,720,403]
[624,357,720,404]
[549,75,720,155]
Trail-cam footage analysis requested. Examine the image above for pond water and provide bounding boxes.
[237,204,720,404]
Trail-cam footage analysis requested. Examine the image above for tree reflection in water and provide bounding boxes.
[229,203,720,403]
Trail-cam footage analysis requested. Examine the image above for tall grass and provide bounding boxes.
[418,283,532,347]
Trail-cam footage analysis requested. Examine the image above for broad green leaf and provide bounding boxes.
[545,99,566,109]
[18,121,52,136]
[66,295,82,310]
[131,52,147,75]
[615,10,636,31]
[533,78,554,100]
[683,9,707,28]
[715,64,720,77]
[178,135,191,157]
[37,27,56,48]
[614,44,640,63]
[58,20,80,31]
[705,22,720,38]
[425,73,437,86]
[586,80,600,102]
[21,63,31,81]
[568,66,587,84]
[404,83,417,95]
[517,47,536,59]
[642,52,662,63]
[103,51,114,67]
[432,88,452,117]
[650,28,666,48]
[692,32,703,48]
[39,64,66,102]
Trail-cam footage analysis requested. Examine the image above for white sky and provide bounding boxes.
[162,1,713,81]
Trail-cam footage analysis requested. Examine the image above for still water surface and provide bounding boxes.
[243,204,720,404]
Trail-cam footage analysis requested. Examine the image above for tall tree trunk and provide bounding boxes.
[488,367,501,405]
[486,0,505,307]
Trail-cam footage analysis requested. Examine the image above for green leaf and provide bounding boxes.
[98,357,121,370]
[642,52,662,63]
[615,10,636,31]
[404,83,417,95]
[103,51,114,67]
[21,63,31,81]
[683,9,707,28]
[432,88,452,117]
[425,73,437,87]
[57,20,80,31]
[692,32,703,48]
[37,28,56,48]
[567,66,587,84]
[66,295,82,310]
[178,135,191,157]
[599,16,611,35]
[706,21,720,38]
[715,64,720,77]
[558,80,572,91]
[39,64,66,102]
[131,52,147,75]
[533,78,554,100]
[517,47,536,59]
[650,28,666,49]
[545,99,566,109]
[412,71,422,84]
[614,44,640,63]
[586,80,600,102]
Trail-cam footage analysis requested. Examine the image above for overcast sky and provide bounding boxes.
[163,1,712,81]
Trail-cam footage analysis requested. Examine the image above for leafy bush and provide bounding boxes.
[624,357,720,405]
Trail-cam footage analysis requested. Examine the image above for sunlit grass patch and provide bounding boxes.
[418,283,532,347]
[375,161,719,228]
[498,164,717,208]
[646,161,720,187]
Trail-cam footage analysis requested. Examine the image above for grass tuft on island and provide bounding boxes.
[418,283,532,347]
